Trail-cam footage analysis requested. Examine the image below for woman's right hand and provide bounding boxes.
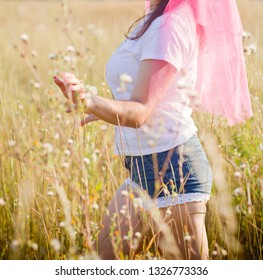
[80,114,100,126]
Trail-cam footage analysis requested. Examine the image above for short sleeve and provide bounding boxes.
[139,16,192,72]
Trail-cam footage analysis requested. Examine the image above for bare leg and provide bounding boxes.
[158,201,209,260]
[97,182,144,260]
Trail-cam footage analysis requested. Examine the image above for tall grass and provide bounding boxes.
[0,0,262,260]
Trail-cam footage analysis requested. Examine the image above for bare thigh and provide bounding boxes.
[97,182,144,260]
[97,182,208,260]
[157,201,208,260]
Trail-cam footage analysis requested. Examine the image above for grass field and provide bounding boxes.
[0,0,262,260]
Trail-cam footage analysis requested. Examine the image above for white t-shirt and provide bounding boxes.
[106,4,198,156]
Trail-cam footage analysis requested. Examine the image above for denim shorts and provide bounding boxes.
[124,134,213,199]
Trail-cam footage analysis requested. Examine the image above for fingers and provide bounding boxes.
[80,114,99,126]
[54,72,86,105]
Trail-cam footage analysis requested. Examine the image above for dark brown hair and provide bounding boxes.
[126,0,170,40]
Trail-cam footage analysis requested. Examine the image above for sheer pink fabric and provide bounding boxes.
[145,0,253,126]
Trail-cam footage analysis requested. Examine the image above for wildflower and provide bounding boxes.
[64,149,71,156]
[11,240,20,250]
[134,232,142,239]
[59,221,66,228]
[221,248,228,257]
[147,139,155,147]
[121,190,129,197]
[48,53,57,60]
[259,143,263,151]
[91,203,99,210]
[62,162,70,168]
[34,82,41,89]
[50,238,61,252]
[20,33,29,43]
[212,250,218,257]
[63,55,71,63]
[233,187,243,197]
[120,209,126,215]
[244,44,257,55]
[31,50,38,57]
[183,234,191,242]
[133,197,143,209]
[56,113,62,120]
[47,190,55,197]
[242,31,251,40]
[68,138,74,145]
[42,143,53,153]
[120,73,133,83]
[166,209,172,216]
[100,125,108,131]
[54,133,60,139]
[28,241,38,251]
[83,157,90,165]
[67,45,75,53]
[85,84,98,96]
[0,198,6,206]
[234,171,242,178]
[8,140,16,147]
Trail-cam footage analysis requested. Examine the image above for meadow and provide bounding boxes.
[0,0,262,260]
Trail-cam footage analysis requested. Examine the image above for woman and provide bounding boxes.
[54,0,252,259]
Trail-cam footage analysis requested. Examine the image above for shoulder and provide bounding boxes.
[146,6,196,38]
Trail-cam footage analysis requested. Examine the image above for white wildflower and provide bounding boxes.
[8,140,16,147]
[54,133,60,139]
[34,82,41,89]
[134,232,142,239]
[85,84,98,96]
[63,55,71,63]
[166,209,172,216]
[221,248,228,257]
[31,50,38,57]
[62,162,70,168]
[120,73,133,83]
[233,187,243,197]
[48,53,57,60]
[242,31,251,40]
[121,190,129,197]
[42,143,53,153]
[147,139,155,147]
[133,197,143,209]
[59,221,66,228]
[120,209,126,215]
[64,149,71,156]
[83,157,90,165]
[91,203,99,210]
[47,191,55,197]
[67,45,75,53]
[259,143,263,151]
[68,138,74,145]
[20,33,29,43]
[50,238,61,251]
[56,113,62,120]
[234,171,242,178]
[11,240,20,250]
[0,198,6,206]
[183,234,191,242]
[28,241,38,251]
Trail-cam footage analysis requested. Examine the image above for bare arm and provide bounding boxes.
[54,60,177,128]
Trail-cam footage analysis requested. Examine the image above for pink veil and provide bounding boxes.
[145,0,253,126]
